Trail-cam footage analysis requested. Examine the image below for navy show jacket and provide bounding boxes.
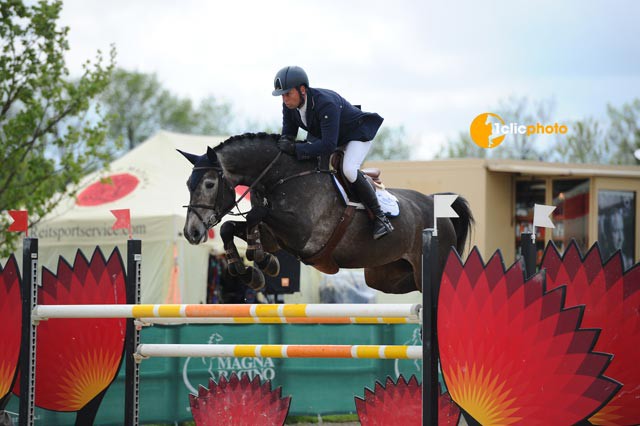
[281,87,384,160]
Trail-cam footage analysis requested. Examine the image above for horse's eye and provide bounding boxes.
[205,181,215,190]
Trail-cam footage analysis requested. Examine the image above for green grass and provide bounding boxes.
[285,414,359,424]
[144,413,360,425]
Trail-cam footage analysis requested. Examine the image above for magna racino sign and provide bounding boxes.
[182,332,276,394]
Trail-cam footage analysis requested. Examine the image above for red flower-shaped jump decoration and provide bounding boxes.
[0,256,21,402]
[438,248,621,425]
[541,242,640,425]
[189,373,291,426]
[13,248,126,412]
[355,375,460,426]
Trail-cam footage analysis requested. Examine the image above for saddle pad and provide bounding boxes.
[331,175,400,217]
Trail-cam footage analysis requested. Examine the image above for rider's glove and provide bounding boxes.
[277,136,297,156]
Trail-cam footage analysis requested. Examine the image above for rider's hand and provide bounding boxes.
[277,136,296,156]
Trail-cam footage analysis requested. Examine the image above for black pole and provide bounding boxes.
[19,238,38,426]
[422,229,439,426]
[521,232,537,279]
[124,240,142,426]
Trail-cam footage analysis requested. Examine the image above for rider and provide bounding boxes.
[272,65,394,240]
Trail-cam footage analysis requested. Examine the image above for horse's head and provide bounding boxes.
[179,146,237,245]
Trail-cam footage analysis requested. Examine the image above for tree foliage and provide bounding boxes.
[492,97,553,161]
[368,126,411,160]
[437,132,487,159]
[101,69,232,151]
[553,118,610,164]
[0,0,115,255]
[607,99,640,165]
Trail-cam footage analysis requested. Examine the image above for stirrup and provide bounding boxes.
[373,216,394,240]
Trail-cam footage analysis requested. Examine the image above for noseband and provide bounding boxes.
[184,152,283,230]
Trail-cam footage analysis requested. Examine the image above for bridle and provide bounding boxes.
[184,152,284,229]
[183,165,231,229]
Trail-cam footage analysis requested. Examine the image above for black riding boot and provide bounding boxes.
[352,172,394,240]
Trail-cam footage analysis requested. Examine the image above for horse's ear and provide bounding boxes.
[206,146,218,164]
[177,149,200,165]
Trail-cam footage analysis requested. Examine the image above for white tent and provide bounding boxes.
[30,131,250,304]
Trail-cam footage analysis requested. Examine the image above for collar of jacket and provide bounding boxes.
[306,87,316,110]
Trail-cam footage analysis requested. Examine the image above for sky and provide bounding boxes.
[59,0,640,159]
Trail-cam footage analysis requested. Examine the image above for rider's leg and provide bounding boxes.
[343,140,394,240]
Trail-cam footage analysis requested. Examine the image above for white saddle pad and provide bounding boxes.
[332,175,400,217]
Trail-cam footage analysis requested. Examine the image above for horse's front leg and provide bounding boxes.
[245,206,280,277]
[220,220,265,290]
[219,220,247,276]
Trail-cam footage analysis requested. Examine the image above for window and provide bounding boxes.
[598,190,636,270]
[515,180,546,264]
[551,179,589,253]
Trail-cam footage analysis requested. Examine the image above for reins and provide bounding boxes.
[184,152,283,228]
[267,168,335,193]
[185,149,335,229]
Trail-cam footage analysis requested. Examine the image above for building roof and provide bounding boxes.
[484,159,640,178]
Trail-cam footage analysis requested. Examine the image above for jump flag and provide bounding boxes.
[533,204,556,229]
[110,209,132,239]
[8,210,28,236]
[433,194,459,236]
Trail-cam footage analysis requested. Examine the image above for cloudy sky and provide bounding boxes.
[59,0,640,158]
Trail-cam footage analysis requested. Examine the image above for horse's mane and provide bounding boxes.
[215,132,280,151]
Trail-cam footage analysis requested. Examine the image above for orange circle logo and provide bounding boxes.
[470,113,506,148]
[76,173,139,206]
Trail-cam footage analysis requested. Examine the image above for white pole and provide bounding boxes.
[140,317,420,325]
[136,344,423,359]
[33,303,421,320]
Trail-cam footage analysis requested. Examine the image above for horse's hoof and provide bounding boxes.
[257,254,280,277]
[246,248,265,263]
[241,267,265,290]
[227,261,244,277]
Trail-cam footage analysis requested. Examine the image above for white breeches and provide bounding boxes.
[342,140,372,183]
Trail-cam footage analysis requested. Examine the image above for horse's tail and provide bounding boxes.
[450,195,475,253]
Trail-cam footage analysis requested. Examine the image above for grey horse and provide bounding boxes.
[180,133,473,294]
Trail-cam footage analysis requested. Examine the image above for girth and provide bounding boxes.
[300,204,356,274]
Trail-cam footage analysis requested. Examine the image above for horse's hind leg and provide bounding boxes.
[364,259,418,294]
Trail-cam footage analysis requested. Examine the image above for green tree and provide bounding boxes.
[436,132,487,159]
[101,69,232,151]
[368,126,411,160]
[606,99,640,165]
[551,118,610,164]
[492,97,553,160]
[0,0,115,255]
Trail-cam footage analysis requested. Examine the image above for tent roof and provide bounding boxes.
[46,131,239,221]
[35,131,251,249]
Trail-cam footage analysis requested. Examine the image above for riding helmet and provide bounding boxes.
[272,66,309,96]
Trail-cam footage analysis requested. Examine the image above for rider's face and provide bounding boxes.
[282,86,305,109]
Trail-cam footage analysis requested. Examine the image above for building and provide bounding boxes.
[366,158,640,270]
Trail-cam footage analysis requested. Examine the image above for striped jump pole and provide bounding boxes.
[33,303,421,320]
[136,344,422,360]
[140,316,420,325]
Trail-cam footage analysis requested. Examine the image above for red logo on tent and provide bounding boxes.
[76,173,140,206]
